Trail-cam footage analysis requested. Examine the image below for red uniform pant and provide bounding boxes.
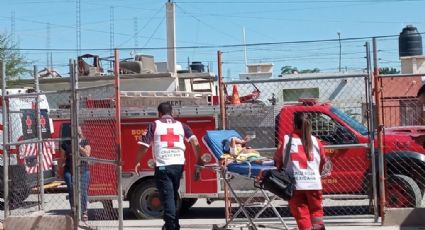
[288,190,325,230]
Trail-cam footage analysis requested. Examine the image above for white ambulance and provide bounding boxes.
[0,88,56,204]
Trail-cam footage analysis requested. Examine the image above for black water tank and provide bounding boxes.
[399,25,423,57]
[190,61,205,73]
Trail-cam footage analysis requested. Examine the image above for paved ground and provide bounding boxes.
[3,193,425,230]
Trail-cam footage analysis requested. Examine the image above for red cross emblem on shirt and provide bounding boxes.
[290,144,313,169]
[160,128,180,147]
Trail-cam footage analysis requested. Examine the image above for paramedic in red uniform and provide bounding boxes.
[274,112,326,230]
[134,102,203,230]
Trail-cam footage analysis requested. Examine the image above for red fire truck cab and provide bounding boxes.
[275,99,425,208]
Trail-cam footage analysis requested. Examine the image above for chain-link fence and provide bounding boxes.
[222,72,377,222]
[377,73,425,209]
[0,64,71,221]
[0,58,123,229]
[75,81,122,229]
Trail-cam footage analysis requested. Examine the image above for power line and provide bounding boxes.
[116,5,164,48]
[143,16,165,48]
[6,33,409,51]
[175,4,240,41]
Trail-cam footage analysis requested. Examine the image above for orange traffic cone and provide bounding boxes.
[232,85,241,104]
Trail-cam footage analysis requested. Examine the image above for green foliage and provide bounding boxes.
[280,65,320,75]
[281,65,298,74]
[379,67,400,75]
[0,33,30,79]
[300,68,320,73]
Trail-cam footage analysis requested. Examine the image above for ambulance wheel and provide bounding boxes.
[180,198,197,212]
[130,179,182,219]
[386,174,422,208]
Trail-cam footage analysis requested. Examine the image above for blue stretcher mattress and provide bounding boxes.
[203,130,276,177]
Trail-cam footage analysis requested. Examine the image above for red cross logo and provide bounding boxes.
[160,128,180,147]
[290,144,313,169]
[25,115,32,129]
[40,115,46,128]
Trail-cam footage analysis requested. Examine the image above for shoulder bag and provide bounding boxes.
[258,134,295,201]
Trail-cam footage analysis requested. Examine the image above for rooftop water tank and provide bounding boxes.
[190,61,205,73]
[399,25,423,57]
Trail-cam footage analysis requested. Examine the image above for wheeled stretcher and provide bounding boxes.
[201,130,289,230]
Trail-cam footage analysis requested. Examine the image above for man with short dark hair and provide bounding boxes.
[412,85,425,147]
[134,102,203,230]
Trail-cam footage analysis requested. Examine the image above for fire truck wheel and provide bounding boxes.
[386,174,422,208]
[180,198,197,212]
[130,179,182,219]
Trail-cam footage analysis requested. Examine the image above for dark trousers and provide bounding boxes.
[64,166,90,214]
[155,165,184,230]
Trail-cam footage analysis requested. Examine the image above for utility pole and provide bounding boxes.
[46,23,51,71]
[166,0,176,74]
[11,10,15,44]
[133,17,138,54]
[243,27,248,72]
[76,0,81,56]
[110,6,115,70]
[338,32,341,72]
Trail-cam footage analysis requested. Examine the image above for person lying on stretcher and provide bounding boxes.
[222,136,264,162]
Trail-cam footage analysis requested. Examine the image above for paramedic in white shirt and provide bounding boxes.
[274,112,326,230]
[134,102,203,230]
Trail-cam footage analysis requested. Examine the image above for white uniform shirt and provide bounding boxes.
[283,134,323,190]
[138,115,196,167]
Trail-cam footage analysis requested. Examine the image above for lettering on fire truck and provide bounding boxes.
[132,129,147,141]
[322,178,338,184]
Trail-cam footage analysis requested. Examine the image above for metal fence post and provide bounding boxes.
[373,37,386,221]
[365,42,379,222]
[70,59,80,228]
[217,50,226,130]
[34,65,45,211]
[1,60,9,219]
[114,49,124,230]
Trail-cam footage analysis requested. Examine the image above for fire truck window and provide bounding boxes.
[307,112,356,145]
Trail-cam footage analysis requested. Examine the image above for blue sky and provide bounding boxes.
[1,0,424,78]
